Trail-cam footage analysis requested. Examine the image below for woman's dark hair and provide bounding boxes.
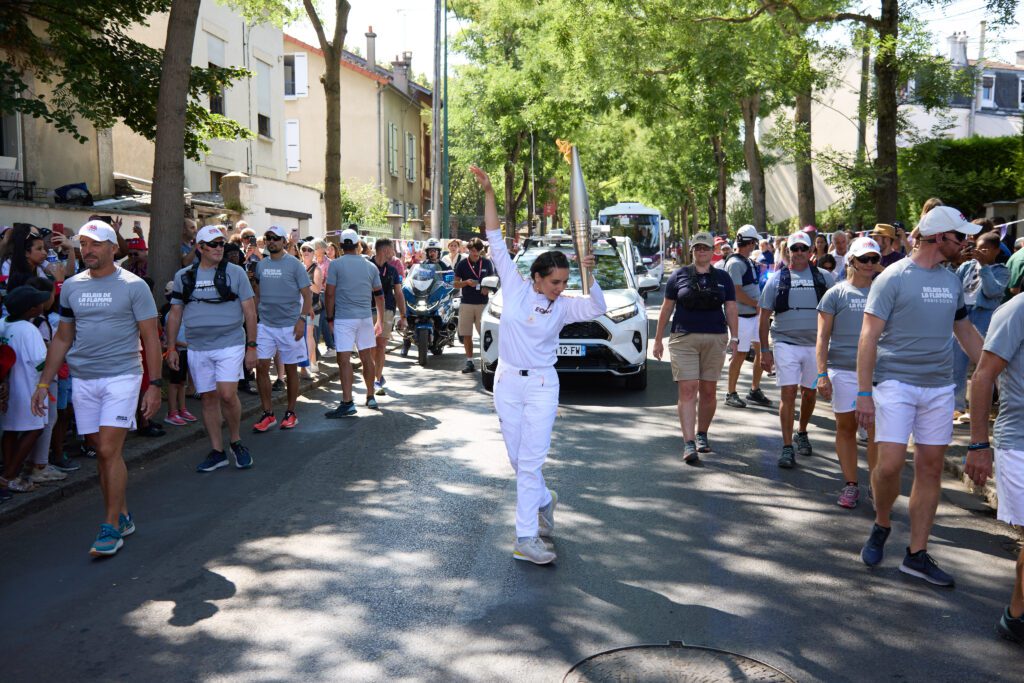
[817,253,837,271]
[530,250,571,280]
[8,226,45,291]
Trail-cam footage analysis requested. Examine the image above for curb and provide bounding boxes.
[0,362,341,528]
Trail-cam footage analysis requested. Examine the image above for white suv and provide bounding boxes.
[479,235,660,391]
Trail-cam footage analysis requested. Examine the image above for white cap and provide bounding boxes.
[786,231,812,249]
[690,232,714,249]
[736,224,759,244]
[78,220,118,245]
[264,225,287,238]
[340,228,359,246]
[849,236,881,258]
[196,225,226,244]
[917,205,980,237]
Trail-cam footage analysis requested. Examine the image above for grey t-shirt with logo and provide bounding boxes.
[817,281,869,371]
[725,255,760,316]
[59,267,158,379]
[173,262,254,351]
[865,257,965,387]
[982,295,1024,450]
[255,254,310,327]
[759,268,830,347]
[326,254,382,320]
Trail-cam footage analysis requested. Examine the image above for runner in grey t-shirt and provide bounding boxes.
[326,253,382,320]
[759,266,829,346]
[255,251,310,327]
[171,261,254,351]
[817,282,869,372]
[724,224,770,410]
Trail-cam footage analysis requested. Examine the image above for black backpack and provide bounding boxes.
[175,260,237,304]
[774,265,828,314]
[725,252,757,286]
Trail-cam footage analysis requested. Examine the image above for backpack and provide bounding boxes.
[774,265,829,314]
[176,260,237,304]
[679,266,726,311]
[725,252,757,286]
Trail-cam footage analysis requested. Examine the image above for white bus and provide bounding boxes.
[597,202,669,281]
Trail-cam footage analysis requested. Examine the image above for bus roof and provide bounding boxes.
[598,202,661,217]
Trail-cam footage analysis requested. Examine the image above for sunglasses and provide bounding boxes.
[855,255,880,264]
[202,241,226,249]
[300,247,314,252]
[264,234,284,241]
[789,245,810,253]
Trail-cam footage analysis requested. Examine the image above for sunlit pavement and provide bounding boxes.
[1,294,1020,682]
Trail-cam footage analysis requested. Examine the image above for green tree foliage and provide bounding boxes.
[340,180,389,225]
[0,0,252,159]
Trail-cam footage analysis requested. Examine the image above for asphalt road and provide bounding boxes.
[1,294,1021,682]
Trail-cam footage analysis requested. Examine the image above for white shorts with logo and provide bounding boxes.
[827,368,858,414]
[774,342,817,389]
[736,315,759,353]
[257,322,308,365]
[334,317,376,352]
[190,346,245,394]
[995,448,1024,525]
[874,379,954,446]
[72,374,140,434]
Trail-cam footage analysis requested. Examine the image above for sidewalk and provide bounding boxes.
[0,358,341,527]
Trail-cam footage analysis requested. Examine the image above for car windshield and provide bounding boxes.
[515,249,628,290]
[599,213,661,256]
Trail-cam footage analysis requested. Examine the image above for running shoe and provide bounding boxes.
[118,512,135,537]
[837,484,860,509]
[179,409,198,423]
[196,450,229,473]
[272,378,285,392]
[538,489,558,538]
[861,523,891,566]
[683,441,701,466]
[29,464,67,484]
[366,397,379,410]
[746,387,771,406]
[238,379,258,395]
[137,423,165,438]
[997,607,1024,644]
[89,524,123,557]
[857,427,869,445]
[6,477,35,493]
[279,411,298,429]
[794,431,813,457]
[778,445,796,469]
[164,411,187,426]
[52,456,81,473]
[374,380,386,396]
[230,441,253,469]
[513,536,556,565]
[377,375,387,389]
[325,401,357,418]
[462,359,476,374]
[899,548,955,587]
[955,412,971,425]
[695,432,711,454]
[252,411,277,433]
[724,392,747,408]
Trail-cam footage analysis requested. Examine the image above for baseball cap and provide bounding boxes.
[917,205,980,237]
[736,224,759,244]
[691,232,714,249]
[340,228,360,246]
[849,236,881,257]
[126,237,147,251]
[264,225,287,238]
[787,232,812,249]
[5,285,52,318]
[78,220,118,245]
[196,225,226,244]
[801,224,816,233]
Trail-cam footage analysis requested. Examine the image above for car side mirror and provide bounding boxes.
[634,264,649,275]
[481,275,500,290]
[638,276,660,294]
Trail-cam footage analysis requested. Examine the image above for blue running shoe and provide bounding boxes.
[231,441,253,469]
[997,607,1024,644]
[366,397,379,410]
[325,401,357,418]
[196,450,229,473]
[778,445,796,469]
[89,524,124,557]
[118,512,135,537]
[861,523,891,567]
[899,548,955,587]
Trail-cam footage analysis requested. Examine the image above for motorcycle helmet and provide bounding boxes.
[424,238,442,260]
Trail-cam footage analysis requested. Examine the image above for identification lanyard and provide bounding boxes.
[466,257,483,281]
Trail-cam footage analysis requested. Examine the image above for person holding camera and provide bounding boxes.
[653,232,738,465]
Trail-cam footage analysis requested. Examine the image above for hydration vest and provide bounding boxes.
[774,265,828,314]
[680,266,726,311]
[725,253,757,287]
[175,260,238,304]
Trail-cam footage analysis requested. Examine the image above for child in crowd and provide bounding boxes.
[160,280,196,426]
[23,277,66,484]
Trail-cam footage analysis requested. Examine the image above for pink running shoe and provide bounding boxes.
[837,484,860,509]
[164,411,187,426]
[179,408,199,423]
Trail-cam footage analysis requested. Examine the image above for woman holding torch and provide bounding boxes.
[469,164,606,565]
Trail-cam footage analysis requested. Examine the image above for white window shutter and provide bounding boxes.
[294,53,308,97]
[285,119,300,171]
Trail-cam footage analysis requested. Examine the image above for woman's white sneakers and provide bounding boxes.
[538,489,557,537]
[513,536,556,565]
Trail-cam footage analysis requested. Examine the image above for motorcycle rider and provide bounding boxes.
[401,238,454,357]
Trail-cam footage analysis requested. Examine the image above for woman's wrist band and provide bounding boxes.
[817,372,828,378]
[967,441,991,451]
[857,391,872,397]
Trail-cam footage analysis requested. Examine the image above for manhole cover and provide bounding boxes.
[564,642,795,683]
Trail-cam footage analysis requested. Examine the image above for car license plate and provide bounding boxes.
[557,344,585,357]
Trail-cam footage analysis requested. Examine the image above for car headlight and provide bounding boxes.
[488,302,502,319]
[607,303,638,322]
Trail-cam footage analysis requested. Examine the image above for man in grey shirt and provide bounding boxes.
[324,228,385,417]
[31,220,162,558]
[166,225,258,474]
[857,206,983,587]
[724,224,770,410]
[759,231,832,468]
[251,226,313,433]
[965,293,1024,642]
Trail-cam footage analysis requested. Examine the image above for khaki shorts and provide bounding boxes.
[668,332,728,382]
[458,303,486,336]
[373,309,396,334]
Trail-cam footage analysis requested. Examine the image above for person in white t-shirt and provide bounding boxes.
[470,165,606,566]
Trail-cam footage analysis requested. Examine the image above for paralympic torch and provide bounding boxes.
[568,145,593,295]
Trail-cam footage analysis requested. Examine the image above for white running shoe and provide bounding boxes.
[513,536,556,565]
[538,489,557,538]
[30,464,68,483]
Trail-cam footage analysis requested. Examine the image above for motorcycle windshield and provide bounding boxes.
[410,264,438,292]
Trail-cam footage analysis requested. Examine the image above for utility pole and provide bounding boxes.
[430,0,443,238]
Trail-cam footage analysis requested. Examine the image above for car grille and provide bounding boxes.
[561,321,610,341]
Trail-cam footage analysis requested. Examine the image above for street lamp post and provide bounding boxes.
[430,0,443,239]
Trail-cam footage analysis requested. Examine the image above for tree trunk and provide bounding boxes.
[873,0,899,222]
[794,80,816,229]
[740,94,766,230]
[502,132,526,232]
[149,0,201,305]
[712,134,727,232]
[707,191,717,232]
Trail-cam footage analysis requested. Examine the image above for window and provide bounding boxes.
[391,199,402,215]
[210,171,225,193]
[388,123,399,177]
[285,119,300,171]
[407,203,418,219]
[256,59,272,137]
[206,33,226,115]
[981,74,995,107]
[283,54,308,98]
[405,132,416,182]
[1019,77,1024,110]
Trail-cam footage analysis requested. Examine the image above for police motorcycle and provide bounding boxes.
[401,239,460,367]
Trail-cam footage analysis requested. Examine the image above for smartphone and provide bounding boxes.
[246,235,257,245]
[51,224,65,235]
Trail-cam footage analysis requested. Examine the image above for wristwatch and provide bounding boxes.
[246,341,257,348]
[149,378,164,388]
[729,337,739,344]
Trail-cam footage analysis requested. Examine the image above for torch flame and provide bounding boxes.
[556,139,574,165]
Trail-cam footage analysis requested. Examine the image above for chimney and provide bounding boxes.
[947,32,959,62]
[947,31,969,66]
[365,26,377,70]
[391,53,410,95]
[1017,49,1024,66]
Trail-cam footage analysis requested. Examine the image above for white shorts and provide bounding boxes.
[774,342,817,389]
[72,374,140,435]
[736,315,759,353]
[827,368,858,414]
[995,448,1024,526]
[874,379,954,446]
[334,317,376,352]
[257,323,308,365]
[190,346,245,394]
